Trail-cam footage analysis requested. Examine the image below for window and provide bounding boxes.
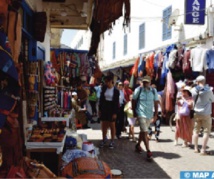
[113,42,116,59]
[124,34,127,55]
[139,23,145,50]
[162,6,172,41]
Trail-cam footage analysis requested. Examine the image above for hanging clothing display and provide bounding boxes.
[50,48,91,83]
[206,48,214,73]
[190,45,208,72]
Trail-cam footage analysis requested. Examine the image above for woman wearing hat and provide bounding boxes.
[174,86,194,147]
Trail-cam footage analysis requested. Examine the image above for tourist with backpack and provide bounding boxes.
[132,76,159,159]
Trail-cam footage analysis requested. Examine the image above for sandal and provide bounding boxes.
[200,151,212,156]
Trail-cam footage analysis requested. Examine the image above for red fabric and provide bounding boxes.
[176,98,194,143]
[130,57,139,76]
[175,116,194,143]
[64,91,68,109]
[6,166,26,178]
[146,52,155,77]
[182,50,192,75]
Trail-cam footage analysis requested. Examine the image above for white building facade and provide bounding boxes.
[70,0,214,71]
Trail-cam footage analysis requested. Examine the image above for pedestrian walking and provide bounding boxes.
[116,81,126,139]
[124,94,136,141]
[191,75,214,155]
[88,84,98,117]
[148,84,163,142]
[132,76,159,159]
[174,86,194,147]
[99,75,120,149]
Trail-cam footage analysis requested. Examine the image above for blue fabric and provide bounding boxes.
[0,32,18,81]
[160,55,169,85]
[154,53,159,73]
[206,50,214,72]
[138,54,144,74]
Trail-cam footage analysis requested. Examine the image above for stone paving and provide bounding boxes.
[77,122,214,179]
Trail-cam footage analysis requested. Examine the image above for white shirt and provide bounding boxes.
[105,87,114,101]
[190,46,208,72]
[119,90,125,106]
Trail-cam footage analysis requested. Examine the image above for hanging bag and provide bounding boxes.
[190,90,200,119]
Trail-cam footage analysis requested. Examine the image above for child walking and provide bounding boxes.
[124,94,136,141]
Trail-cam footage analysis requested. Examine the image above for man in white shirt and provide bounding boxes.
[191,75,214,155]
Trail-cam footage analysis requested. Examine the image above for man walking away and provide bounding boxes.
[191,75,214,155]
[132,76,159,159]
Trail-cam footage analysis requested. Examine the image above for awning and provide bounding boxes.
[100,57,136,72]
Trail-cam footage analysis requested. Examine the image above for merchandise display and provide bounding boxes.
[27,122,66,143]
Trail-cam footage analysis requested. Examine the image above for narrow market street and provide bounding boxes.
[77,120,214,179]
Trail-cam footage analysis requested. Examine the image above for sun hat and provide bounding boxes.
[182,86,192,96]
[142,75,151,83]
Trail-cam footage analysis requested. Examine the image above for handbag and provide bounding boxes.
[179,101,190,116]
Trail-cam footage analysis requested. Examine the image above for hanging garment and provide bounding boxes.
[167,49,178,69]
[206,49,214,72]
[165,71,175,112]
[61,91,64,108]
[183,49,192,77]
[146,52,155,77]
[63,91,68,109]
[190,46,208,72]
[57,91,61,106]
[130,57,139,76]
[68,91,71,109]
[7,11,22,64]
[208,7,214,37]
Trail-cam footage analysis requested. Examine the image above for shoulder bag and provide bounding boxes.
[190,90,200,119]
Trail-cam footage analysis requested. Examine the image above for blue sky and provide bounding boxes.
[60,29,77,47]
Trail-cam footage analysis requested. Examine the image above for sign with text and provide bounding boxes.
[180,171,214,179]
[185,0,206,25]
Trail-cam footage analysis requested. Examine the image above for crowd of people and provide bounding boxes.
[70,74,214,160]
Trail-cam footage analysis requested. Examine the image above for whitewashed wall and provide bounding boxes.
[70,0,212,70]
[100,0,211,69]
[70,30,91,51]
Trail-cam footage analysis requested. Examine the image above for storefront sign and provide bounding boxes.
[185,0,206,25]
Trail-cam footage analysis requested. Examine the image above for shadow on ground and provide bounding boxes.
[91,139,172,178]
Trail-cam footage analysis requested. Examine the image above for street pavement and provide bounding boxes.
[77,121,214,179]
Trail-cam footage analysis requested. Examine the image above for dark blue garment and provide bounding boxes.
[138,54,145,74]
[206,49,214,73]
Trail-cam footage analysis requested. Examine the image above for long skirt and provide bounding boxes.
[175,116,193,143]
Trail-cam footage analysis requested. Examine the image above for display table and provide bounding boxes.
[25,131,67,176]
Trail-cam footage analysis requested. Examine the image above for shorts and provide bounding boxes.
[193,114,212,134]
[138,117,151,132]
[127,117,136,126]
